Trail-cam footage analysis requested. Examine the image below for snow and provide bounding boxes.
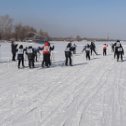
[0,41,126,126]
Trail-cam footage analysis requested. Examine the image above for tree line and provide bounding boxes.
[0,15,117,42]
[0,15,49,41]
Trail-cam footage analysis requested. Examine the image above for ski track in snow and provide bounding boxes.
[0,42,126,126]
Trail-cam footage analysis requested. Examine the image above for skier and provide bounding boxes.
[111,43,114,52]
[90,41,98,55]
[103,44,108,56]
[11,41,18,61]
[26,46,35,68]
[116,42,124,62]
[72,43,77,54]
[82,44,91,60]
[34,47,40,62]
[17,45,25,68]
[64,42,73,66]
[41,41,54,67]
[114,40,121,59]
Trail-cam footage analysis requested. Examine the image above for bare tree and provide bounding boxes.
[0,15,13,40]
[0,15,49,41]
[39,29,49,40]
[14,24,37,41]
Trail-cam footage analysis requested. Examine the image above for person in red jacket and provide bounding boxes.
[42,41,54,67]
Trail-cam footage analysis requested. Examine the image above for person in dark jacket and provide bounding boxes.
[17,45,25,68]
[11,41,18,61]
[114,40,121,59]
[116,42,124,62]
[82,44,91,60]
[111,43,114,52]
[26,46,35,68]
[90,41,98,55]
[65,42,73,66]
[41,41,54,67]
[34,47,40,62]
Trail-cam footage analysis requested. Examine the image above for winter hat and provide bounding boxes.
[19,45,23,49]
[67,42,72,48]
[44,41,49,46]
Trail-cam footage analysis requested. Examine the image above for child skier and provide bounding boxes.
[64,42,73,66]
[90,41,98,55]
[103,44,108,56]
[26,46,35,68]
[34,47,40,62]
[82,44,91,60]
[11,41,18,61]
[116,43,124,62]
[114,40,121,59]
[17,45,25,68]
[41,41,54,68]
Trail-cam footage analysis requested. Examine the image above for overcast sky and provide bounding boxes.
[0,0,126,39]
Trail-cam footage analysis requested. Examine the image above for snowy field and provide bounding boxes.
[0,41,126,126]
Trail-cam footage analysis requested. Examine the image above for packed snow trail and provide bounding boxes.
[0,42,126,126]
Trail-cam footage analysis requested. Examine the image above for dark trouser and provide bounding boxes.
[73,50,76,54]
[48,54,51,66]
[114,51,117,59]
[28,59,34,68]
[91,49,97,55]
[42,54,51,67]
[12,52,16,61]
[35,54,37,62]
[103,49,107,56]
[65,52,72,66]
[18,58,24,68]
[73,48,76,54]
[86,52,90,60]
[117,52,123,61]
[112,47,114,52]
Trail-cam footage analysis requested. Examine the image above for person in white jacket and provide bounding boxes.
[17,45,25,68]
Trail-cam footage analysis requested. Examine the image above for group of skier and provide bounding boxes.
[64,40,124,66]
[11,41,55,69]
[11,40,125,69]
[17,45,39,68]
[81,41,98,61]
[64,41,98,65]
